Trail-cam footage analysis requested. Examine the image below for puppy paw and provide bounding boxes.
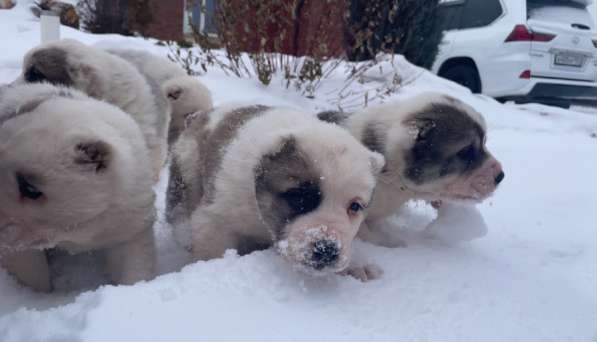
[341,264,383,282]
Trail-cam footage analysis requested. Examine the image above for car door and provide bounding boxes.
[432,0,466,72]
[437,0,508,94]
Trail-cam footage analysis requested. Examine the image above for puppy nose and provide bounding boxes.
[495,171,505,185]
[310,239,340,270]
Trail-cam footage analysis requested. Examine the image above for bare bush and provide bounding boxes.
[169,0,414,107]
[173,0,346,97]
[166,43,205,76]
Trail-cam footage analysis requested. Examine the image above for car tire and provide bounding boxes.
[440,64,482,94]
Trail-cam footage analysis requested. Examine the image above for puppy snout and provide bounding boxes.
[486,158,504,186]
[494,171,505,185]
[310,239,340,270]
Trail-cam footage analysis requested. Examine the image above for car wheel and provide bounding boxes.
[440,64,482,94]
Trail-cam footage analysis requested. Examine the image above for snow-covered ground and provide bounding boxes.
[1,2,597,341]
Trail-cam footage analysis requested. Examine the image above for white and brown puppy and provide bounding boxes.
[318,93,505,246]
[19,39,167,179]
[167,105,385,278]
[0,83,156,292]
[105,48,213,145]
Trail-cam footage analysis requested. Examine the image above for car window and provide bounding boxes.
[527,0,594,28]
[460,0,503,29]
[437,1,465,31]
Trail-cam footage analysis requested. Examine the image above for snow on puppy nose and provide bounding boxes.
[276,224,348,274]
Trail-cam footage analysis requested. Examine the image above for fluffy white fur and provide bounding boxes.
[106,48,213,145]
[20,39,167,179]
[162,75,213,144]
[0,83,156,292]
[337,93,504,247]
[169,105,386,280]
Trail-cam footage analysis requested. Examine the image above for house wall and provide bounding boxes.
[219,0,295,54]
[294,0,346,58]
[221,0,347,57]
[146,0,185,41]
[139,0,347,55]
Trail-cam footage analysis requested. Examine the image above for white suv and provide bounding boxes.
[432,0,597,106]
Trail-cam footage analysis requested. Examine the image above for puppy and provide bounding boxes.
[162,75,213,145]
[0,83,156,292]
[166,105,385,278]
[19,39,167,179]
[318,93,505,246]
[106,49,213,145]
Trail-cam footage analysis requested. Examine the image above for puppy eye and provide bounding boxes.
[347,200,365,216]
[456,144,477,162]
[16,173,43,200]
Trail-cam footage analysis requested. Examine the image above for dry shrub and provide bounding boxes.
[169,0,414,106]
[173,0,345,97]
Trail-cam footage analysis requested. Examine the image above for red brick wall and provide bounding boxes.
[295,0,347,58]
[146,0,185,41]
[220,0,295,54]
[100,0,347,53]
[221,0,347,58]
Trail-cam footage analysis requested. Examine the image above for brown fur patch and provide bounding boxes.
[202,105,269,203]
[402,103,486,184]
[254,137,321,239]
[25,48,73,87]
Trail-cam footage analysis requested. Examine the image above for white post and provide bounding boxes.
[40,10,60,43]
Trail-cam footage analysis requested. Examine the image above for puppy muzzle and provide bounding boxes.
[472,158,504,198]
[276,224,351,274]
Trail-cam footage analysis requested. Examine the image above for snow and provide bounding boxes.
[424,203,488,244]
[1,2,597,341]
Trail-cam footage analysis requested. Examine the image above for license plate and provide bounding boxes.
[554,52,584,67]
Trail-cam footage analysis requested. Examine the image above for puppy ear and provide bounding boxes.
[165,84,183,101]
[368,151,386,176]
[24,48,73,86]
[73,140,112,173]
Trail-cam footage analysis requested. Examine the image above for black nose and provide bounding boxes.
[495,171,505,185]
[310,239,340,270]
